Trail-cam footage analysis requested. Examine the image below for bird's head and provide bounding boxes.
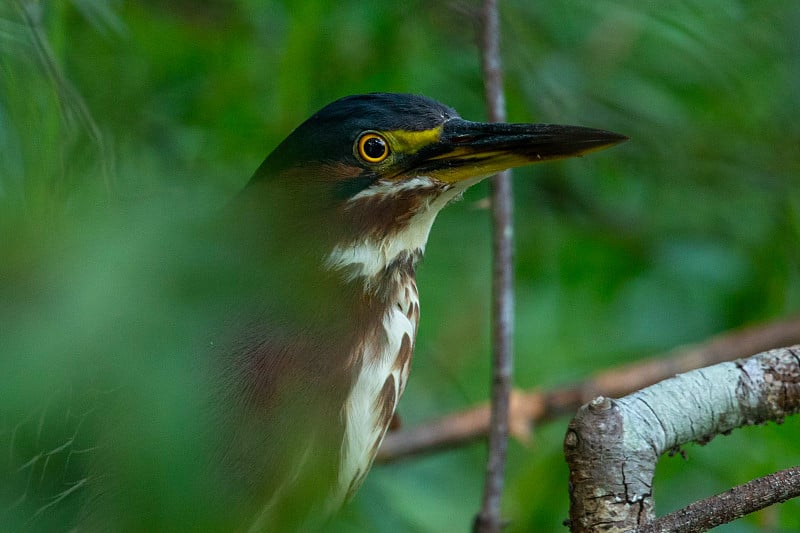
[243,93,626,290]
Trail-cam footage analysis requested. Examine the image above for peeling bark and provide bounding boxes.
[565,346,800,532]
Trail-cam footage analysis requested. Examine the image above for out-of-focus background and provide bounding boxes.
[1,1,798,531]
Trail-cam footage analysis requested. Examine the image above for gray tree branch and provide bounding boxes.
[378,316,800,462]
[565,346,800,532]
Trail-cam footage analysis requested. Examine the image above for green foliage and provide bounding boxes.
[1,0,798,531]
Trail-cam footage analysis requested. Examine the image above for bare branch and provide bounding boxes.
[474,1,513,532]
[564,346,800,532]
[378,316,800,462]
[638,465,800,533]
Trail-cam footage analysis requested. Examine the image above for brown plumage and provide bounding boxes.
[8,93,624,531]
[191,94,623,531]
[205,93,624,530]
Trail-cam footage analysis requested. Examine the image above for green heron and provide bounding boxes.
[6,93,625,531]
[208,93,625,529]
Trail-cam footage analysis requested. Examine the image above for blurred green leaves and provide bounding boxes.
[1,0,799,531]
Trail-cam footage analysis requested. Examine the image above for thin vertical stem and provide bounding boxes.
[474,0,514,531]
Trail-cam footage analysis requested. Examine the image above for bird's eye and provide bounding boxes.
[356,132,390,163]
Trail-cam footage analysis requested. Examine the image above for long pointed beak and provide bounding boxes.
[411,118,627,184]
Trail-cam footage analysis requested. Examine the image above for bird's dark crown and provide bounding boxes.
[240,92,626,283]
[254,93,459,179]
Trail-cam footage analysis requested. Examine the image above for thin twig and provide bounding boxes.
[474,1,513,532]
[378,316,800,462]
[638,465,800,533]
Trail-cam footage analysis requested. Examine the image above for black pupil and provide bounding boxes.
[363,136,386,159]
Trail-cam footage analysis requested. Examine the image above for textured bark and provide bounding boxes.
[565,346,800,532]
[379,316,800,462]
[640,466,800,533]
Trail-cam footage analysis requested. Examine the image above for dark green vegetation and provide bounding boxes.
[1,1,799,531]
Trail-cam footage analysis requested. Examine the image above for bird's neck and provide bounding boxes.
[324,176,464,291]
[321,178,471,507]
[330,251,420,509]
[324,223,430,287]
